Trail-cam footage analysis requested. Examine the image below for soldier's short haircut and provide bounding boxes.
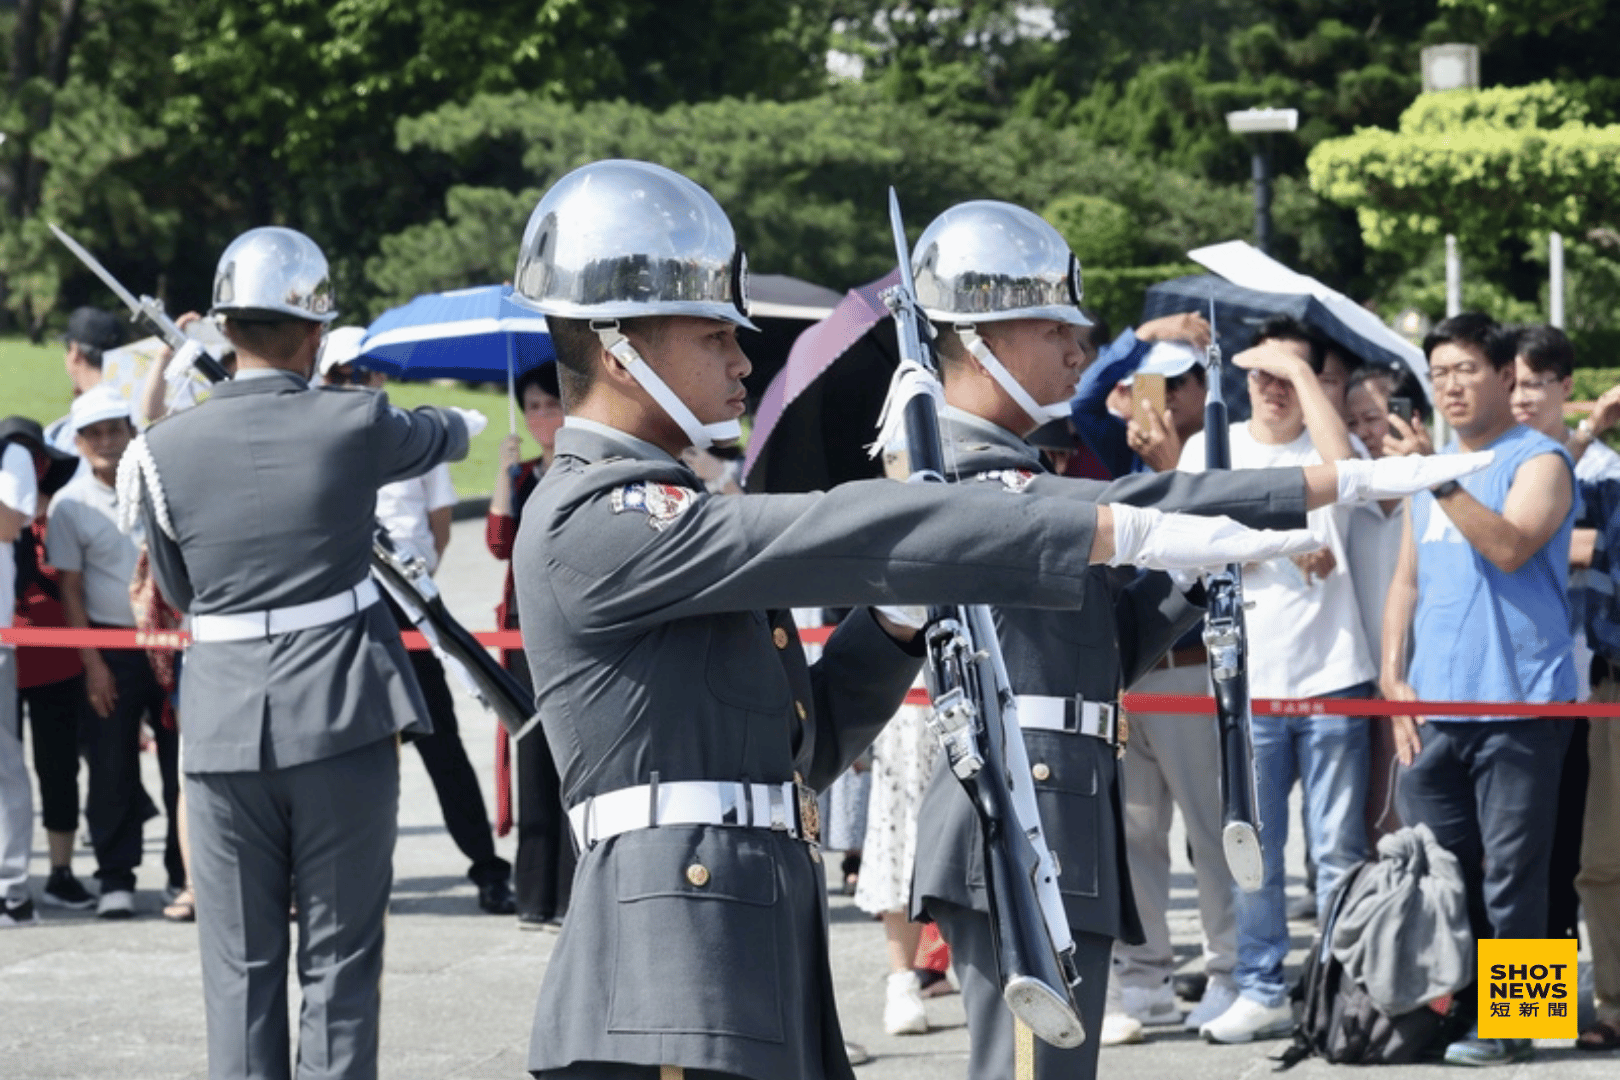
[545,316,668,410]
[931,322,970,383]
[1512,324,1575,380]
[222,317,316,364]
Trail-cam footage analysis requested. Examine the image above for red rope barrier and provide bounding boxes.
[8,624,1610,717]
[0,626,525,651]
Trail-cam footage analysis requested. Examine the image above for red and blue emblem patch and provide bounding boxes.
[610,482,698,531]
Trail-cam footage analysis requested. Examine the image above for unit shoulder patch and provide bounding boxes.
[610,481,698,531]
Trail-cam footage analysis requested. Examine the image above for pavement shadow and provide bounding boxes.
[389,873,481,917]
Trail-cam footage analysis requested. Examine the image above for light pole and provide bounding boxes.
[1226,108,1298,256]
[1420,44,1481,319]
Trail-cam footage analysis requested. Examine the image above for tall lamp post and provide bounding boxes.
[1421,44,1480,318]
[1226,108,1298,256]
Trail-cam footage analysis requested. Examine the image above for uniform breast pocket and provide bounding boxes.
[608,828,785,1043]
[705,611,791,713]
[1029,746,1101,900]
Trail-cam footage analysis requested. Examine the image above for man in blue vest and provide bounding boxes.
[1381,312,1577,1067]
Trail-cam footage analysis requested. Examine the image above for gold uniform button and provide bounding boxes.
[685,863,711,887]
[795,700,807,721]
[1032,763,1052,782]
[773,627,789,649]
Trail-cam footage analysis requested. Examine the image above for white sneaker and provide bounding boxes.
[96,889,136,920]
[1100,1012,1145,1046]
[1198,994,1294,1044]
[1121,981,1181,1026]
[1184,975,1240,1030]
[883,970,929,1035]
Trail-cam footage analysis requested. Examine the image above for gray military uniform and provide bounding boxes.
[139,369,468,1080]
[513,420,1152,1080]
[911,406,1308,1080]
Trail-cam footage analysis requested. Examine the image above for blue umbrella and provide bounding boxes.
[358,284,556,435]
[357,284,555,383]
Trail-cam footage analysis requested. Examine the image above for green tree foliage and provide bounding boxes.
[1,0,833,333]
[1311,81,1620,344]
[370,89,1262,304]
[8,0,1620,348]
[1308,83,1620,260]
[1042,194,1140,268]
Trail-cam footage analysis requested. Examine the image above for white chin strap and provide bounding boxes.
[957,324,1071,426]
[592,321,741,450]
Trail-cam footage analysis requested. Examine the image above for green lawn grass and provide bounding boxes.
[1,336,539,497]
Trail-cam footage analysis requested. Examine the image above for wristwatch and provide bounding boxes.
[1431,479,1461,499]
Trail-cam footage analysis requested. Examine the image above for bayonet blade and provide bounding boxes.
[48,223,145,319]
[888,187,922,305]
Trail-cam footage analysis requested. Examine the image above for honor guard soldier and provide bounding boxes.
[504,160,1337,1080]
[122,227,482,1080]
[902,203,1500,1080]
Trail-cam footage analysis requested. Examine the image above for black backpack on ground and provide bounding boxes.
[1276,860,1467,1068]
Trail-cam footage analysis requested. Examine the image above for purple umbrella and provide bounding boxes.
[744,270,899,488]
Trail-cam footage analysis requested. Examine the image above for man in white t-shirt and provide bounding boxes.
[0,433,42,926]
[324,342,518,916]
[1179,316,1376,1043]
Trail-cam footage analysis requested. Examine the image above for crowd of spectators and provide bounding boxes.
[1066,307,1620,1059]
[5,299,1619,1062]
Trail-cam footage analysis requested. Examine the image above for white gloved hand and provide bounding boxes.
[449,407,488,438]
[873,605,928,630]
[1109,504,1322,572]
[1335,450,1494,503]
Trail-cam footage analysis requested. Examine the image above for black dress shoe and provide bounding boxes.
[477,878,517,915]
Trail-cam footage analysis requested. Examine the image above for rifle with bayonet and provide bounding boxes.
[1200,300,1264,892]
[370,531,541,740]
[880,188,1086,1049]
[51,223,541,741]
[49,223,231,383]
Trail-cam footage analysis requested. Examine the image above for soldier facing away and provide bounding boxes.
[126,227,482,1080]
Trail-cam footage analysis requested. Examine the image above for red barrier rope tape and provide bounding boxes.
[8,625,1613,717]
[0,626,525,651]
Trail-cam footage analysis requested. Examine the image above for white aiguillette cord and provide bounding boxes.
[868,358,945,463]
[115,434,176,541]
[957,324,1071,427]
[591,320,741,451]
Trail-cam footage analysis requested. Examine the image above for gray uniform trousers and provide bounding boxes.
[1112,663,1238,991]
[186,737,398,1080]
[935,902,1113,1080]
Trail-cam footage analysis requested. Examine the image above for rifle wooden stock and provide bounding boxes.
[369,539,539,740]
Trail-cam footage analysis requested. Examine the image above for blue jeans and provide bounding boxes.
[1233,682,1372,1006]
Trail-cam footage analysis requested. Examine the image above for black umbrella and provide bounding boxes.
[1143,274,1432,413]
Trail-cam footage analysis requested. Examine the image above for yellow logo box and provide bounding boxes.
[1477,939,1578,1039]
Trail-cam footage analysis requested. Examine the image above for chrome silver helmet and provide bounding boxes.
[512,159,756,329]
[211,227,338,323]
[912,201,1089,327]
